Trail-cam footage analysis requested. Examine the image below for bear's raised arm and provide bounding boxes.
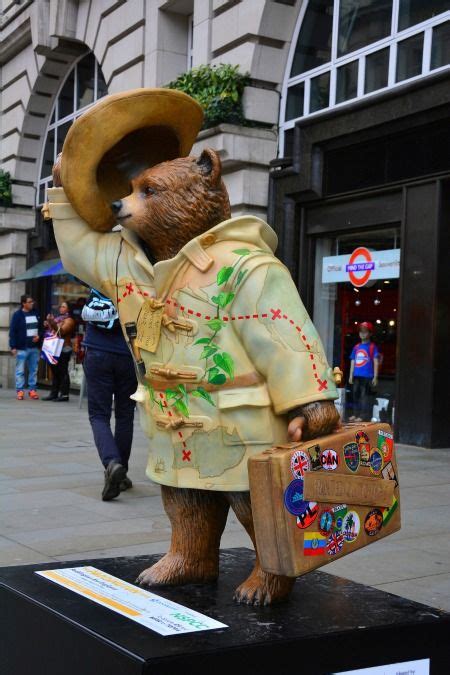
[47,187,123,297]
[230,260,339,435]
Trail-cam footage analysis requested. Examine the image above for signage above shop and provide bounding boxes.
[322,247,401,287]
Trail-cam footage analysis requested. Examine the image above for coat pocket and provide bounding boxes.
[217,384,274,446]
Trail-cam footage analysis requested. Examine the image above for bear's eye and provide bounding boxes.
[144,186,156,196]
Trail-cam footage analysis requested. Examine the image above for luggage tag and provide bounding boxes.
[135,298,165,353]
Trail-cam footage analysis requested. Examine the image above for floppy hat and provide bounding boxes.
[60,88,204,232]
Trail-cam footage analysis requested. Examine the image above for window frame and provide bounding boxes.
[280,0,450,155]
[37,54,108,206]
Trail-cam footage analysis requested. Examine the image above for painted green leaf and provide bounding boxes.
[165,388,178,400]
[207,318,224,332]
[213,352,234,379]
[216,266,234,286]
[209,373,227,385]
[174,398,190,417]
[200,345,218,359]
[207,367,220,383]
[211,295,220,306]
[191,387,216,407]
[236,269,247,286]
[232,248,251,256]
[194,338,212,345]
[216,292,235,309]
[176,384,187,397]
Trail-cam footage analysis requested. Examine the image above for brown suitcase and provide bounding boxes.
[248,423,400,577]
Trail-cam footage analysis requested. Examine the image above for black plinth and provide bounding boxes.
[1,548,449,675]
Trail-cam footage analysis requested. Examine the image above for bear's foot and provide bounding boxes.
[233,567,295,606]
[136,552,219,587]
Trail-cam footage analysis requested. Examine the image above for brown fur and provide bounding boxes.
[115,149,231,260]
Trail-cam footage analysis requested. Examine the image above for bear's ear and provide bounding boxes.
[196,148,221,186]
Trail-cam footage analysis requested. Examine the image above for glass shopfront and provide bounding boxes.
[313,227,400,422]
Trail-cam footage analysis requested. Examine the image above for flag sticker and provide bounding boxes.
[303,532,327,556]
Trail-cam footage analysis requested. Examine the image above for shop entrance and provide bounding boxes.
[313,227,400,423]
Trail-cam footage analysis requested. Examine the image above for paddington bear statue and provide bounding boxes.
[47,89,339,606]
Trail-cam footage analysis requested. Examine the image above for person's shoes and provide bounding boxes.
[119,476,133,492]
[16,390,24,400]
[28,390,39,400]
[102,461,127,501]
[42,393,58,401]
[54,395,69,402]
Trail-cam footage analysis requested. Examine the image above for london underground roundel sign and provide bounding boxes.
[346,247,375,287]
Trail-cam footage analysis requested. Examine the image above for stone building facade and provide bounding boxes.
[0,0,302,387]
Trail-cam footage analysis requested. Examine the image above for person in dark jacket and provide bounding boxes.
[9,295,41,400]
[82,288,137,501]
[42,301,76,402]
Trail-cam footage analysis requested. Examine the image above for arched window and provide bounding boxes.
[280,0,450,154]
[38,53,108,205]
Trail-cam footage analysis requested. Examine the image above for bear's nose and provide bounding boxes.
[111,200,123,214]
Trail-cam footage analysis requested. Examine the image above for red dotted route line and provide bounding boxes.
[117,287,328,392]
[159,392,191,462]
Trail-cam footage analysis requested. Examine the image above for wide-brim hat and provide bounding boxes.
[60,88,204,232]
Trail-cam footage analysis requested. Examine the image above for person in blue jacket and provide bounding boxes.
[349,321,380,422]
[9,295,41,400]
[82,288,137,501]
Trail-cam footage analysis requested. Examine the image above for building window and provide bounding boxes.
[280,0,450,154]
[37,53,108,206]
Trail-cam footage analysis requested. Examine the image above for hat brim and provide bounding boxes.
[60,88,204,231]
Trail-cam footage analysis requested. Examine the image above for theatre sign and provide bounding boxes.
[322,247,401,287]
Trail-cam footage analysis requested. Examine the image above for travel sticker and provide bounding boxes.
[381,496,398,527]
[332,504,348,532]
[342,510,360,543]
[303,532,327,556]
[296,502,319,529]
[370,448,384,475]
[326,531,344,556]
[318,508,335,537]
[344,442,360,472]
[320,448,339,471]
[307,444,322,471]
[356,430,371,466]
[381,461,399,487]
[364,508,383,537]
[291,450,311,479]
[377,429,393,463]
[284,479,309,516]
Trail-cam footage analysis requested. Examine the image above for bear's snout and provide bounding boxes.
[111,200,123,215]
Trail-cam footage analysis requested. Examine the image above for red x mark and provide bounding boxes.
[270,308,282,320]
[317,379,328,391]
[126,283,134,294]
[182,450,191,461]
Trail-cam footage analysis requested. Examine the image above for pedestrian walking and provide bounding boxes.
[42,301,75,402]
[82,288,137,501]
[9,295,41,400]
[348,321,380,422]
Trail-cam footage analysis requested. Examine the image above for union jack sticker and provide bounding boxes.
[326,531,344,556]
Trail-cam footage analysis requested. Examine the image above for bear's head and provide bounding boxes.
[111,148,231,261]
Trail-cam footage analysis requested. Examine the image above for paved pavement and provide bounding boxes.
[0,387,449,612]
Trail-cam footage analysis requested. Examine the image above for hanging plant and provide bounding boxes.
[0,170,12,207]
[167,64,250,129]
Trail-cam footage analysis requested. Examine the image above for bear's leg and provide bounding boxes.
[137,486,229,586]
[225,491,295,606]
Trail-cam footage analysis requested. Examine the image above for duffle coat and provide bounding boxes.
[48,187,337,491]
